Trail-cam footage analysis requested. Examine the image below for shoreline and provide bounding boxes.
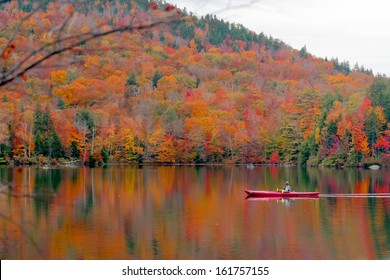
[0,161,386,169]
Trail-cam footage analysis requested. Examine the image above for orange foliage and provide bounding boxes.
[1,43,15,60]
[328,73,353,84]
[51,70,67,86]
[0,2,382,165]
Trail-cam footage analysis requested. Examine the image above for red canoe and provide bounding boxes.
[244,189,319,198]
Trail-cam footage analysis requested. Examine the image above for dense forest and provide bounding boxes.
[0,0,389,167]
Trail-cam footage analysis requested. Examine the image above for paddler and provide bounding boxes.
[283,181,291,193]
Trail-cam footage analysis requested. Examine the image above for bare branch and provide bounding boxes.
[0,6,185,86]
[0,1,50,56]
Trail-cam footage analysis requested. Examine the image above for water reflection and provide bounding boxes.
[0,166,389,259]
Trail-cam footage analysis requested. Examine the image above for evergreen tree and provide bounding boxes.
[299,45,308,58]
[126,71,137,86]
[298,136,315,165]
[152,70,163,88]
[369,77,390,121]
[280,125,300,163]
[365,110,380,152]
[75,109,95,132]
[33,104,63,159]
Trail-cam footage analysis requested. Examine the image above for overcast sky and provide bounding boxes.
[169,0,390,76]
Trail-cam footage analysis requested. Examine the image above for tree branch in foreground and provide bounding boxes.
[0,2,185,87]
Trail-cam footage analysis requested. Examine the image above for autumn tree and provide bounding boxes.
[33,104,63,159]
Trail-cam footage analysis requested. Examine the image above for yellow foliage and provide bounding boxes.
[53,78,105,106]
[157,137,176,163]
[374,106,387,127]
[70,131,83,152]
[328,73,353,84]
[326,101,343,123]
[194,28,205,41]
[189,39,197,51]
[315,127,321,144]
[51,70,67,85]
[337,119,348,140]
[242,50,256,58]
[156,75,178,93]
[346,92,364,114]
[207,47,220,54]
[120,129,138,162]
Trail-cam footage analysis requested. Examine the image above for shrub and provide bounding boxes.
[381,154,390,167]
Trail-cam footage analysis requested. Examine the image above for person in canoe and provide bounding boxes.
[283,181,291,193]
[276,181,292,193]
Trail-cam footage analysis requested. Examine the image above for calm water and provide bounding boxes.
[0,165,389,260]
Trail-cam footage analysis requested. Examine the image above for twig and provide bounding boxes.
[0,1,50,57]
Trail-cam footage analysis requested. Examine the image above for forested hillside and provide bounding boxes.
[0,0,389,167]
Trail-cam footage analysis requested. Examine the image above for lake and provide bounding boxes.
[0,165,389,260]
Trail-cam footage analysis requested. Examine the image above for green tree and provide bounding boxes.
[299,45,308,58]
[364,110,381,155]
[74,109,96,165]
[33,104,63,159]
[152,70,163,88]
[298,135,316,166]
[369,77,390,121]
[279,125,300,163]
[126,71,137,86]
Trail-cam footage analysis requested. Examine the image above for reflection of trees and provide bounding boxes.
[367,198,390,258]
[0,211,45,258]
[1,166,390,259]
[75,167,95,218]
[34,168,62,216]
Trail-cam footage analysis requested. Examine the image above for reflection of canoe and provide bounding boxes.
[244,189,319,198]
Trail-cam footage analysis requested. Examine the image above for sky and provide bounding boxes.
[169,0,390,76]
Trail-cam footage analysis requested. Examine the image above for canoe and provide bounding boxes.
[244,189,319,198]
[246,196,319,201]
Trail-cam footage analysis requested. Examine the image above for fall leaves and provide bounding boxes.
[0,1,389,166]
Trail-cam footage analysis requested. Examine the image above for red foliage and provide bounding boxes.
[149,2,157,10]
[269,151,279,164]
[374,136,390,151]
[164,5,175,11]
[243,108,249,119]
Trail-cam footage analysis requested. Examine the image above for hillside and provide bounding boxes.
[0,0,389,167]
